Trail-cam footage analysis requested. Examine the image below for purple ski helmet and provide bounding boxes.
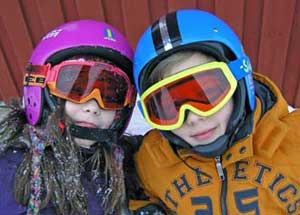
[23,20,134,127]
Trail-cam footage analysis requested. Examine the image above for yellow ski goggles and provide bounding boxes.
[140,61,238,130]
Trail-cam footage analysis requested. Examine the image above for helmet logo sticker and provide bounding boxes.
[240,58,252,73]
[159,16,173,51]
[42,29,62,40]
[104,28,116,42]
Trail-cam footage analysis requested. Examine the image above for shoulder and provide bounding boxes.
[276,110,300,156]
[0,148,25,167]
[134,130,181,184]
[281,109,300,126]
[125,130,164,193]
[0,148,26,212]
[135,130,163,165]
[121,134,143,155]
[121,135,150,202]
[266,110,300,180]
[0,148,25,182]
[136,130,178,165]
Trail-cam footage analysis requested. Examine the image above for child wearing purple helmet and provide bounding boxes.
[0,20,139,215]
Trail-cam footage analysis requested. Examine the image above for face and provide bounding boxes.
[163,53,234,147]
[64,99,116,148]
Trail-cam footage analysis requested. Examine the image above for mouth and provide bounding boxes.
[191,127,216,141]
[75,121,98,128]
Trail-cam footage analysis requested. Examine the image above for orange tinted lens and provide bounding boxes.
[144,68,231,126]
[55,64,129,108]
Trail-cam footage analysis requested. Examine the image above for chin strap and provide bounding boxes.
[162,130,230,158]
[69,124,119,146]
[191,135,230,157]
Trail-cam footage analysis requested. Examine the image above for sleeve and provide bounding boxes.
[126,173,168,215]
[122,135,168,215]
[279,110,300,182]
[0,149,26,213]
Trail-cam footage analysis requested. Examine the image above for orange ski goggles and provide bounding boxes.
[24,61,135,110]
[140,61,237,130]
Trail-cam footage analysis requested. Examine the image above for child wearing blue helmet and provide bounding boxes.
[129,9,300,215]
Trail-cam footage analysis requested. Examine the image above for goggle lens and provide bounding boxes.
[55,64,129,109]
[141,63,237,129]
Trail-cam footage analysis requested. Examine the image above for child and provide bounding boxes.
[0,20,137,215]
[129,9,300,215]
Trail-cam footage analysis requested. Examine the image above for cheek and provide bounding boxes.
[64,102,80,119]
[102,111,116,126]
[217,99,234,127]
[171,126,188,139]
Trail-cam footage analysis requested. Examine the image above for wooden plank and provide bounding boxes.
[0,34,20,99]
[20,0,45,46]
[0,92,3,101]
[121,0,151,49]
[197,0,215,13]
[167,0,197,12]
[34,0,65,33]
[0,0,33,94]
[282,1,300,107]
[257,0,296,89]
[215,0,245,39]
[242,0,264,71]
[295,85,300,108]
[21,0,65,47]
[149,0,168,23]
[75,0,105,21]
[61,0,79,21]
[102,0,126,34]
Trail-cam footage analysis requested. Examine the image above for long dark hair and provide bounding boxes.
[0,98,125,214]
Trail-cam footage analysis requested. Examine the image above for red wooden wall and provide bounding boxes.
[0,0,299,107]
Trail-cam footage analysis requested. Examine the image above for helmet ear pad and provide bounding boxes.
[24,86,60,126]
[24,86,44,125]
[226,79,247,133]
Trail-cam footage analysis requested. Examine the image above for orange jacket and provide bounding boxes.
[130,73,300,215]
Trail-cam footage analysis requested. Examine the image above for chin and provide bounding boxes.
[189,141,212,147]
[74,138,97,148]
[188,136,219,147]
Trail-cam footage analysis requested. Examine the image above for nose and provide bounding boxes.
[185,111,206,126]
[81,99,102,116]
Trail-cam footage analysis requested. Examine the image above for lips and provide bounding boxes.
[191,127,216,141]
[75,121,98,128]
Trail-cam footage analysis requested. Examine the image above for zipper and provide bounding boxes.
[215,156,225,180]
[215,156,228,215]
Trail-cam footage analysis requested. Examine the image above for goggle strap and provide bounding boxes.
[128,87,137,107]
[24,64,50,87]
[24,74,46,87]
[137,100,145,118]
[245,74,256,111]
[228,56,252,81]
[69,124,118,143]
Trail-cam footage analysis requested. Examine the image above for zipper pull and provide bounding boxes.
[215,156,225,181]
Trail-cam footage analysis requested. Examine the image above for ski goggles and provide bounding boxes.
[24,61,135,110]
[140,61,237,130]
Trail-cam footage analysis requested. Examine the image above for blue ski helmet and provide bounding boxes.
[133,9,256,157]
